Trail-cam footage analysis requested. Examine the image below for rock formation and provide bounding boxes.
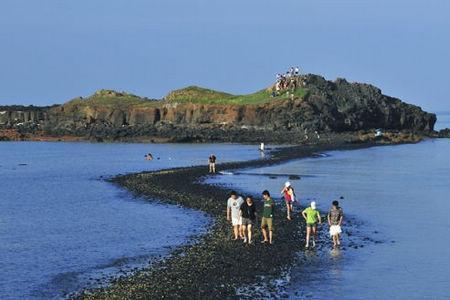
[0,75,438,143]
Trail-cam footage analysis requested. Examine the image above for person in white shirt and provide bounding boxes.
[226,191,244,240]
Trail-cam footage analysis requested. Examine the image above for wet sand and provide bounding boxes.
[73,142,381,299]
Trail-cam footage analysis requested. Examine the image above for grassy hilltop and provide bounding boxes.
[61,84,310,111]
[165,86,309,105]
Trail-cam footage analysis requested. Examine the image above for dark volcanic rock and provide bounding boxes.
[438,128,450,138]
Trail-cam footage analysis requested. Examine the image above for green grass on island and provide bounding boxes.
[63,90,159,110]
[165,85,309,105]
[63,86,310,111]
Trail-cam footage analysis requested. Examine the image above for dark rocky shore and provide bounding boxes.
[73,141,381,300]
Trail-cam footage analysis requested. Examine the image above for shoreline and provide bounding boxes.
[73,141,401,299]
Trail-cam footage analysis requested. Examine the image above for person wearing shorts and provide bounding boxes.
[302,201,321,248]
[261,190,274,244]
[240,196,257,244]
[328,200,344,248]
[209,154,217,173]
[227,191,244,240]
[281,181,296,220]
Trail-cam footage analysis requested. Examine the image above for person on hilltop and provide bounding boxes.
[227,191,244,240]
[281,181,296,220]
[294,66,300,76]
[302,201,322,248]
[328,200,344,248]
[240,195,257,244]
[208,154,217,173]
[289,66,295,77]
[261,190,275,244]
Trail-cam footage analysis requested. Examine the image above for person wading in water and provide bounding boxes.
[328,200,344,248]
[302,201,321,248]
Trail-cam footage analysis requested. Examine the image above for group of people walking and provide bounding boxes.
[226,182,344,248]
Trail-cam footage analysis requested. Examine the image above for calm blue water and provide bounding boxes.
[207,139,450,299]
[0,142,262,300]
[435,112,450,130]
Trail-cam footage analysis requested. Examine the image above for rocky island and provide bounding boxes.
[0,74,443,143]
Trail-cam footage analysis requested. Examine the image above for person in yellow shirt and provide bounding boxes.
[302,201,322,248]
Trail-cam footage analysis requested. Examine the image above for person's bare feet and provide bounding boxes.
[261,240,268,244]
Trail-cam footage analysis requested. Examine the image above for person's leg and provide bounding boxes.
[261,227,268,242]
[233,225,239,240]
[209,163,212,173]
[247,224,253,243]
[285,202,290,220]
[336,233,341,245]
[212,163,216,173]
[312,226,317,247]
[305,226,311,248]
[332,235,337,248]
[242,225,247,243]
[268,219,273,244]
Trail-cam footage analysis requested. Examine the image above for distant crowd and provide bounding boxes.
[274,66,304,96]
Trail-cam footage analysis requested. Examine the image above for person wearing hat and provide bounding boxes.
[302,201,321,248]
[281,181,296,220]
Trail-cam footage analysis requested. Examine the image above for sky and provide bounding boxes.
[0,0,449,112]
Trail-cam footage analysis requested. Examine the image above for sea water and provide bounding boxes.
[0,142,262,299]
[207,138,450,299]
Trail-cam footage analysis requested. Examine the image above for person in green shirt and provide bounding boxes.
[302,201,321,248]
[261,190,274,244]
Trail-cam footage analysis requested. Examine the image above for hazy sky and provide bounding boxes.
[1,0,449,112]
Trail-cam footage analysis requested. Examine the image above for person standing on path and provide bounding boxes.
[261,190,274,244]
[208,154,217,173]
[240,196,257,244]
[281,181,296,220]
[227,191,244,240]
[328,200,344,248]
[302,201,321,248]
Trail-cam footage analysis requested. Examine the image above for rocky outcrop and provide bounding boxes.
[0,106,50,126]
[0,75,438,143]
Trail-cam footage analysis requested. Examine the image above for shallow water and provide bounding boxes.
[0,142,262,299]
[207,139,450,299]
